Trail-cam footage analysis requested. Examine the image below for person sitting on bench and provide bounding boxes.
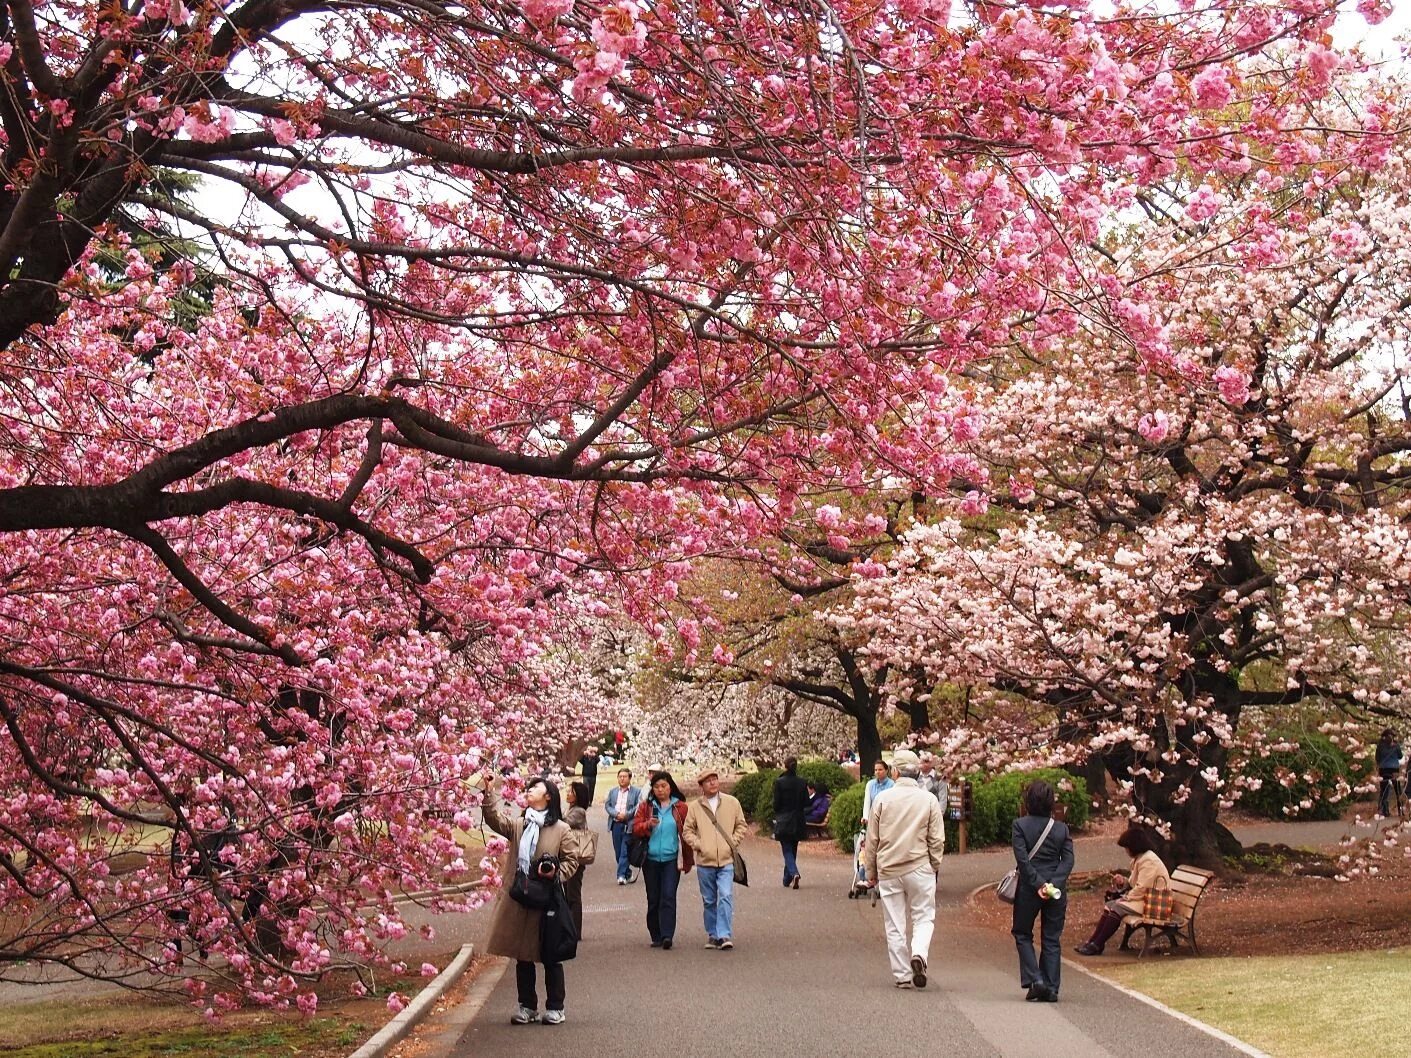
[805,781,831,825]
[1074,825,1170,956]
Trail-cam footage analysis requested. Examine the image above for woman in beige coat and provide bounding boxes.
[482,777,580,1025]
[1073,825,1170,955]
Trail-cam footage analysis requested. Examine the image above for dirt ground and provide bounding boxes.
[969,835,1411,958]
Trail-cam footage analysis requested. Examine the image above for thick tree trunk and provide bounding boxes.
[856,710,882,777]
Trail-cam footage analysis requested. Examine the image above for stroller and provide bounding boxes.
[846,832,879,906]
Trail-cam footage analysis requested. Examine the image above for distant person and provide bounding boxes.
[683,768,748,949]
[1376,729,1404,817]
[861,758,894,823]
[1074,826,1169,957]
[579,747,600,804]
[481,776,579,1025]
[864,750,945,989]
[604,768,642,884]
[805,780,831,825]
[631,771,692,949]
[564,781,592,937]
[917,753,949,809]
[772,758,810,889]
[1010,780,1074,1002]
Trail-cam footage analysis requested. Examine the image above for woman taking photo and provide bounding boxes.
[1010,780,1074,1003]
[564,781,593,938]
[631,771,693,949]
[1073,826,1170,956]
[482,776,580,1025]
[772,757,809,888]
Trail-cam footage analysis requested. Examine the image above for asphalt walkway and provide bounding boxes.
[447,814,1329,1058]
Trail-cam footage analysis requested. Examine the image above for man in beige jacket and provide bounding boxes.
[865,750,946,989]
[683,768,748,949]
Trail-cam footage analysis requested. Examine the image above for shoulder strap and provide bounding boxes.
[1026,818,1057,861]
[699,801,736,852]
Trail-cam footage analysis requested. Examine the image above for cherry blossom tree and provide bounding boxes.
[834,97,1411,868]
[0,0,1382,1001]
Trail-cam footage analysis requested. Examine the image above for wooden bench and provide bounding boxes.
[1119,864,1215,957]
[804,809,831,839]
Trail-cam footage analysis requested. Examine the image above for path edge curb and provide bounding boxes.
[1061,958,1273,1058]
[963,882,1271,1058]
[347,943,475,1058]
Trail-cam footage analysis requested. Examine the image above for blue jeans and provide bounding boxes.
[780,840,799,883]
[610,821,632,880]
[697,863,735,940]
[643,859,679,943]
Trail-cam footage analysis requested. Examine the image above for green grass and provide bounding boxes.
[1101,949,1411,1058]
[0,1017,369,1057]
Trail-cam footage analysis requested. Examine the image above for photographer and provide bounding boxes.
[482,775,580,1025]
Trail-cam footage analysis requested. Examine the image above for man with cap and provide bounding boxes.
[683,767,748,950]
[865,749,946,989]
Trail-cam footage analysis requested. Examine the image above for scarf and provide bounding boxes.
[518,807,548,875]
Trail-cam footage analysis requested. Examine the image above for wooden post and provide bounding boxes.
[958,821,968,856]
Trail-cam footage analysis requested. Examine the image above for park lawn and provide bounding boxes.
[1099,948,1411,1058]
[0,995,380,1057]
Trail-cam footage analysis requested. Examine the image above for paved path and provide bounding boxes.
[447,815,1312,1058]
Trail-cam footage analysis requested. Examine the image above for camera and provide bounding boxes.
[535,854,559,879]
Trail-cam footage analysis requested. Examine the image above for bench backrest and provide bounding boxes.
[1167,865,1214,922]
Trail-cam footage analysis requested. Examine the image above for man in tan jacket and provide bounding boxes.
[865,750,945,989]
[683,768,748,949]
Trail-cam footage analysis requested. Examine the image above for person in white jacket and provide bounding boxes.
[864,750,946,990]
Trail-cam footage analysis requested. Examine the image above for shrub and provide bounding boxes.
[829,782,867,851]
[730,768,779,824]
[1237,732,1367,821]
[967,769,1090,848]
[796,759,856,796]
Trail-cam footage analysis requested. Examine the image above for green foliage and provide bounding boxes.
[829,781,867,850]
[731,768,779,824]
[967,769,1090,848]
[1237,732,1367,821]
[796,759,856,795]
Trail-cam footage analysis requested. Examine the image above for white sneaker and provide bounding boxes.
[911,955,928,989]
[542,1009,566,1025]
[511,1005,540,1024]
[617,877,627,885]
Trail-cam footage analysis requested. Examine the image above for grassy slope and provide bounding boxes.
[1100,949,1411,1058]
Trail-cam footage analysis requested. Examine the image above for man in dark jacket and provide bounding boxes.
[579,747,600,803]
[772,758,810,889]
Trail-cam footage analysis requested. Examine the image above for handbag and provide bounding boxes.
[564,827,598,866]
[627,834,649,869]
[540,881,579,963]
[996,817,1056,904]
[1142,876,1175,921]
[771,814,791,841]
[700,800,748,887]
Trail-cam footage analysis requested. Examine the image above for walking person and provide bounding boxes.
[861,758,894,824]
[1073,826,1169,957]
[604,768,642,884]
[631,771,693,949]
[683,767,748,950]
[1010,780,1074,1003]
[863,750,945,989]
[564,781,592,938]
[772,757,810,888]
[481,776,580,1025]
[579,746,600,804]
[1376,728,1404,817]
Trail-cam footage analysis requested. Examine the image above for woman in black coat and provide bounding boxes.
[772,757,810,889]
[1011,780,1075,1003]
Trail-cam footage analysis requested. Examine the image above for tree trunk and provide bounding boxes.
[856,709,882,777]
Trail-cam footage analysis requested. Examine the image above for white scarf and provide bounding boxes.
[518,807,548,875]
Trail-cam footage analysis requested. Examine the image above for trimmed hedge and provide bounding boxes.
[967,769,1090,848]
[732,768,780,824]
[1238,732,1368,821]
[829,781,867,850]
[797,759,856,796]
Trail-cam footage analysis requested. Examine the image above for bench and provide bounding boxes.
[804,809,831,839]
[1119,865,1215,957]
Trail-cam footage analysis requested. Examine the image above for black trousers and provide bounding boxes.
[1012,886,1066,994]
[515,960,565,1012]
